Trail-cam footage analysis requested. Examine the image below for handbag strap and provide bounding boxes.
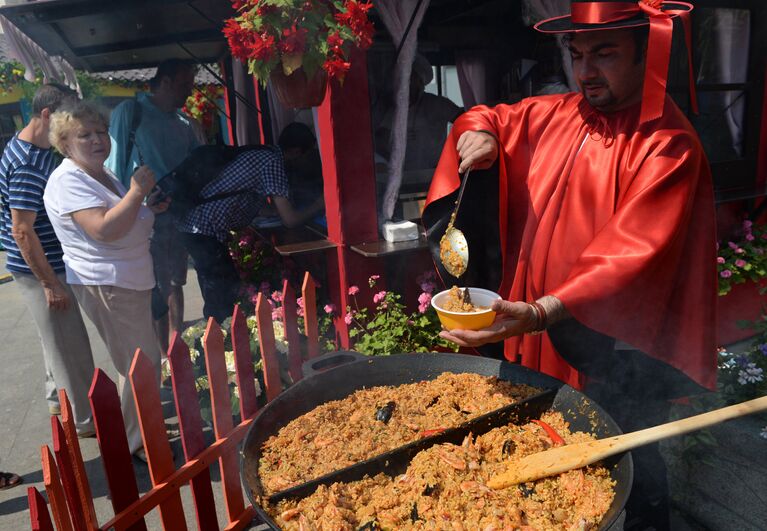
[125,99,144,175]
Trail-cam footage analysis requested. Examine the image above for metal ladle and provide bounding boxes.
[439,168,471,278]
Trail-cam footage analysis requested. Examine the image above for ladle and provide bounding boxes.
[439,168,471,278]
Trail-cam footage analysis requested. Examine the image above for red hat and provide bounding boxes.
[534,0,697,124]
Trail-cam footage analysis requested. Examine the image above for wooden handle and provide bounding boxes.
[488,395,767,489]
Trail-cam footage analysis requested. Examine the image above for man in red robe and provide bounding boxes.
[423,2,715,529]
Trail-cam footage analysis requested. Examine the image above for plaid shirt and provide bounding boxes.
[176,148,289,241]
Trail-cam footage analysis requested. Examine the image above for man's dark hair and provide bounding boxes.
[31,83,77,117]
[278,122,316,152]
[149,58,197,91]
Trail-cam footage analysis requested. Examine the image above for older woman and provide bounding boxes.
[43,101,167,459]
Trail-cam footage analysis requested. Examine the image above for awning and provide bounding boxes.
[0,0,234,73]
[0,13,78,88]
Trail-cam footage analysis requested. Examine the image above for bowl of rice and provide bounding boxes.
[431,286,501,331]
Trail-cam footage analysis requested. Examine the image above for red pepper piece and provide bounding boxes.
[531,419,565,446]
[420,428,447,438]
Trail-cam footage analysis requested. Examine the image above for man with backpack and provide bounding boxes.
[106,59,200,354]
[158,145,324,323]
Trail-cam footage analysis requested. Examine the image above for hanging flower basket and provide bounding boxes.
[223,0,374,88]
[270,65,328,109]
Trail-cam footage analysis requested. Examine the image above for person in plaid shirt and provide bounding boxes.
[176,146,323,322]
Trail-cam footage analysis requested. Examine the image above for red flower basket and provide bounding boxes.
[270,66,328,109]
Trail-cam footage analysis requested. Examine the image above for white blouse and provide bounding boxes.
[44,158,155,290]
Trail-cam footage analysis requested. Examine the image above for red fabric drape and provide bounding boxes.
[426,93,718,390]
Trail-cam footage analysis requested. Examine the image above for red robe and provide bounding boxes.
[425,93,717,390]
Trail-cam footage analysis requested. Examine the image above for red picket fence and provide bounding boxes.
[27,272,321,531]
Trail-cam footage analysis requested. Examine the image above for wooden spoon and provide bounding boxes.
[488,395,767,489]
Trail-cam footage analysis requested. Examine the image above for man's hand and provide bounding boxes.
[456,130,499,174]
[439,300,536,348]
[43,280,70,311]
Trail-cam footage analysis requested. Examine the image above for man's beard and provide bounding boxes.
[581,84,617,111]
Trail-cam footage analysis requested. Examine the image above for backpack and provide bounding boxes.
[154,144,278,218]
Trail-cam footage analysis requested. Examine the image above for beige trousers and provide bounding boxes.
[13,272,95,432]
[71,284,161,453]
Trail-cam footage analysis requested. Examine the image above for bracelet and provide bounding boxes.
[528,301,548,334]
[527,303,543,335]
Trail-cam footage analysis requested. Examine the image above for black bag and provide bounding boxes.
[153,144,277,218]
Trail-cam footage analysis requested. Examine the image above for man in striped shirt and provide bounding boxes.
[0,84,96,443]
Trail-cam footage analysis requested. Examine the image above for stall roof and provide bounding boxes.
[0,0,234,72]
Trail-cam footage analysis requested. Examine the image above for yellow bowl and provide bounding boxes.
[431,287,502,331]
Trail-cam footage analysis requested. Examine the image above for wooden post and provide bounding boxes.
[202,320,254,529]
[230,306,260,420]
[41,445,74,531]
[129,351,187,530]
[168,333,219,531]
[317,47,381,348]
[301,272,320,359]
[88,369,147,531]
[255,293,282,402]
[281,279,303,382]
[51,418,88,531]
[27,487,55,531]
[58,390,98,529]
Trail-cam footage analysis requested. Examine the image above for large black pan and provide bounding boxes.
[240,352,632,530]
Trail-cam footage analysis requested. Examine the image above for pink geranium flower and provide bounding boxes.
[720,270,733,278]
[271,290,283,303]
[348,285,360,296]
[735,259,747,268]
[717,256,725,264]
[373,291,387,304]
[344,312,354,325]
[324,304,337,315]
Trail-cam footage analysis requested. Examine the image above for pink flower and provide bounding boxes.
[728,241,738,250]
[418,302,429,313]
[368,274,380,287]
[271,290,283,303]
[373,291,387,304]
[344,312,354,325]
[418,292,432,305]
[746,234,755,241]
[735,247,745,255]
[348,285,360,296]
[720,270,733,278]
[717,256,725,264]
[735,259,747,268]
[272,308,282,321]
[743,220,753,230]
[297,297,304,309]
[324,304,337,315]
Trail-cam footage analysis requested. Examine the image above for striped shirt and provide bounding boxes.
[0,134,64,274]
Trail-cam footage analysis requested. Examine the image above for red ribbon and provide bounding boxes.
[571,2,640,24]
[638,2,697,123]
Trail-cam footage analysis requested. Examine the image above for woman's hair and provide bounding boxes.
[49,101,110,156]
